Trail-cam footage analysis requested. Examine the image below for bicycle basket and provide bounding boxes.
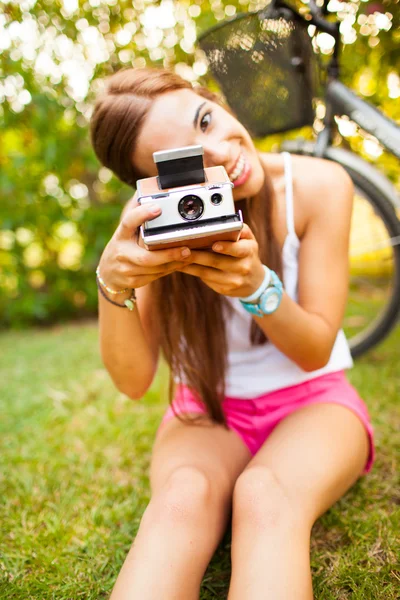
[197,1,318,137]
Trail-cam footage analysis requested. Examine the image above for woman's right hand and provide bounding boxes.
[97,200,192,292]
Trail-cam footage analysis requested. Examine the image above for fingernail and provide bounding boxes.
[149,204,161,214]
[213,244,222,252]
[181,248,191,257]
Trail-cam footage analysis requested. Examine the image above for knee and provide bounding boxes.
[233,465,300,531]
[149,466,214,525]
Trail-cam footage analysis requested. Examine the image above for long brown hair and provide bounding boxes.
[90,67,282,427]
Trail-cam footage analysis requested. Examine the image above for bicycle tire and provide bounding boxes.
[343,166,400,357]
[281,142,400,358]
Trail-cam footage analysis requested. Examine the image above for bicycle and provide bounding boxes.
[197,0,400,358]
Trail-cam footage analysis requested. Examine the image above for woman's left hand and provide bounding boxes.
[178,224,265,297]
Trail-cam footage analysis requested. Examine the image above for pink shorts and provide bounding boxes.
[157,370,375,475]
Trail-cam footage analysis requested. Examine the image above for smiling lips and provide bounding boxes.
[227,151,251,188]
[228,152,246,182]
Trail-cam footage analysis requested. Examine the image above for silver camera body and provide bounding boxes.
[137,145,243,250]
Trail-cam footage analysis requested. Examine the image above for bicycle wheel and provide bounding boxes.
[342,166,400,357]
[281,142,400,358]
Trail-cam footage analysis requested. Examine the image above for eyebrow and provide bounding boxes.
[193,101,207,129]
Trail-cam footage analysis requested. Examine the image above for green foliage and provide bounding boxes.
[0,0,399,327]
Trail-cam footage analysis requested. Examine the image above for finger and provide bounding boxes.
[116,203,162,240]
[119,240,192,268]
[128,263,189,288]
[179,264,242,295]
[119,256,192,276]
[211,239,254,258]
[188,249,236,271]
[161,262,190,277]
[138,262,193,284]
[179,264,225,284]
[238,223,256,240]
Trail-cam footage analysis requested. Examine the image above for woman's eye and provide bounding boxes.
[200,112,212,132]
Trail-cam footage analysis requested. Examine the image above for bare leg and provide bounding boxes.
[110,468,230,600]
[110,415,251,600]
[228,403,370,600]
[228,468,313,600]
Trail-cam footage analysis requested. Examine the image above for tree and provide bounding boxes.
[0,0,398,327]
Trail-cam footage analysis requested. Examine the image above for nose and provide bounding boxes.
[202,140,231,168]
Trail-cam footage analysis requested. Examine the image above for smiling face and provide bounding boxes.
[131,88,265,201]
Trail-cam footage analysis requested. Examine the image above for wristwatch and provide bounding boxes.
[239,265,283,317]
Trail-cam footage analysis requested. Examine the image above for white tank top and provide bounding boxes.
[222,152,353,399]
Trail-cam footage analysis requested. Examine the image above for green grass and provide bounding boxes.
[0,319,399,599]
[344,278,396,340]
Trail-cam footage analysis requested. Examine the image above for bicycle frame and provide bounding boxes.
[325,80,400,159]
[281,138,400,210]
[198,0,400,172]
[284,1,400,162]
[274,0,400,209]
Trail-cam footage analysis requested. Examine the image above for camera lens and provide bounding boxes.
[211,193,223,205]
[178,195,204,221]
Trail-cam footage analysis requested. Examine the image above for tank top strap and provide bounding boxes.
[282,151,296,237]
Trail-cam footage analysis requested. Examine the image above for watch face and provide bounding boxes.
[260,290,280,313]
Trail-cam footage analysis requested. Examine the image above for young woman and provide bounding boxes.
[90,67,375,600]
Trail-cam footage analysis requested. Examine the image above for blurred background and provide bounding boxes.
[1,4,399,597]
[1,0,399,329]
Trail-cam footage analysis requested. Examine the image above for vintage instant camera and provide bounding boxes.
[137,145,243,250]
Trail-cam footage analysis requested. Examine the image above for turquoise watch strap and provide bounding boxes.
[240,269,283,316]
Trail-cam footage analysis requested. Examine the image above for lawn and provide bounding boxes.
[1,319,399,599]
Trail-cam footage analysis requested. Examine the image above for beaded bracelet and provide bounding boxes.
[96,277,136,311]
[96,264,129,295]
